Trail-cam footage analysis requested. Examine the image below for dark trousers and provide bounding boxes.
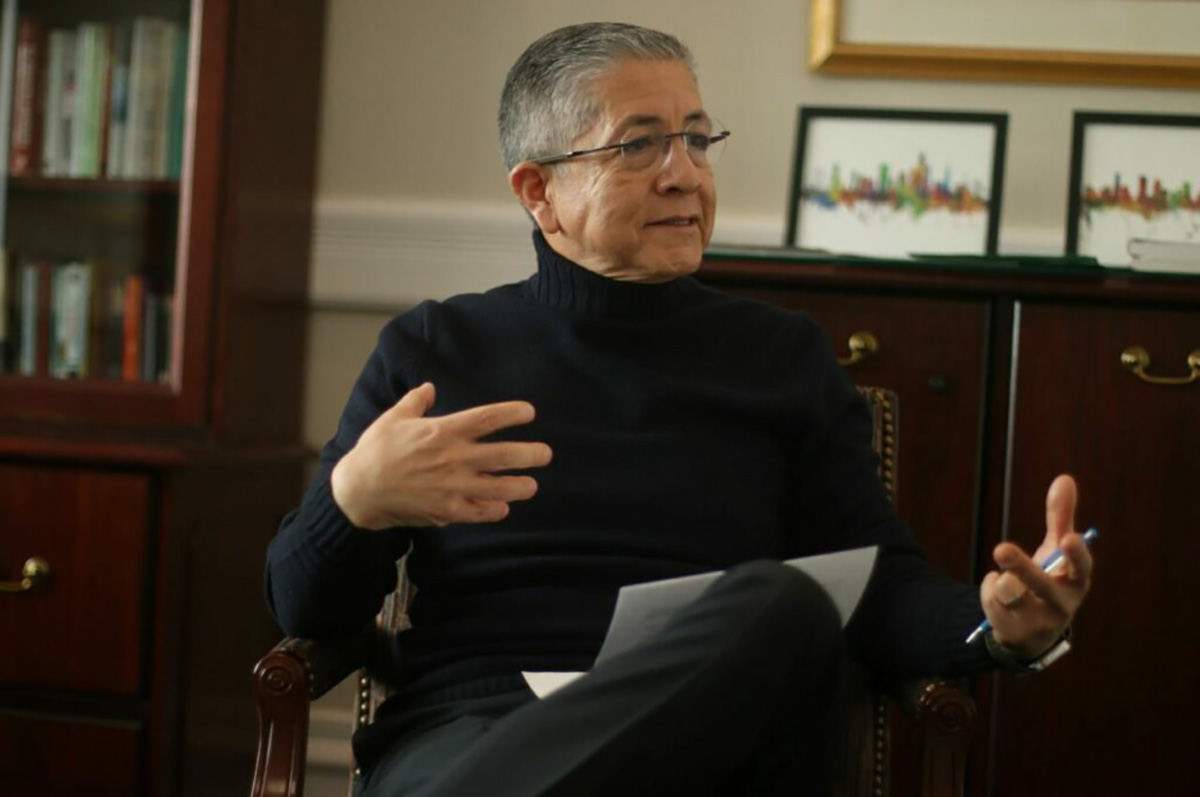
[358,559,851,797]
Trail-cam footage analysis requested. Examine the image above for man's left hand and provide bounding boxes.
[980,474,1094,660]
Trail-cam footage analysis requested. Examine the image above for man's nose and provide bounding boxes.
[657,136,701,191]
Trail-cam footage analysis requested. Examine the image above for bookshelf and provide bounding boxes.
[0,0,195,426]
[0,0,325,793]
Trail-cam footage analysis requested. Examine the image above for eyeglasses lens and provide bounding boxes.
[618,119,727,170]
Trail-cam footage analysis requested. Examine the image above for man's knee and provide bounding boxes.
[718,559,842,641]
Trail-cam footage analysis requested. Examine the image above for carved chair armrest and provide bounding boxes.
[250,628,377,797]
[895,677,977,797]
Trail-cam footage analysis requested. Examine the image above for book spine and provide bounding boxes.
[56,30,76,177]
[50,262,91,377]
[123,18,155,179]
[157,292,172,381]
[151,21,173,178]
[9,16,44,176]
[105,22,129,178]
[17,261,37,374]
[141,291,157,380]
[105,277,124,379]
[40,30,63,175]
[35,260,51,375]
[165,24,188,179]
[121,272,143,380]
[87,259,107,379]
[69,23,92,177]
[94,24,113,178]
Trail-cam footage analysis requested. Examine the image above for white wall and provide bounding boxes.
[300,2,1200,787]
[315,0,1200,251]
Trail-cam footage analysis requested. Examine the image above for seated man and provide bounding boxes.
[266,22,1092,797]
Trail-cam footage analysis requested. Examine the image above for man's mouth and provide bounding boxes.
[648,215,700,228]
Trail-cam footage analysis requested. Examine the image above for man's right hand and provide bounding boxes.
[330,382,553,530]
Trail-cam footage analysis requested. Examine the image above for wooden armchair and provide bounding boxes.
[250,387,977,797]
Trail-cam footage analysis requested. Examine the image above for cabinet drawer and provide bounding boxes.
[0,711,141,795]
[0,465,152,695]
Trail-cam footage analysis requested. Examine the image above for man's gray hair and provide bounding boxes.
[499,22,696,171]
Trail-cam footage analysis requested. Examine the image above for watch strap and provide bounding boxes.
[984,627,1072,674]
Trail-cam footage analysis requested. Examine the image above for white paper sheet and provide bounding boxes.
[522,546,878,699]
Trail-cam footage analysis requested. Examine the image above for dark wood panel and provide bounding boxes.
[0,711,142,795]
[212,0,324,445]
[987,301,1200,796]
[0,465,152,695]
[725,287,990,583]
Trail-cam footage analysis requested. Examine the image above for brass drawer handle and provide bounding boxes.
[838,331,879,367]
[1120,346,1200,386]
[0,556,51,593]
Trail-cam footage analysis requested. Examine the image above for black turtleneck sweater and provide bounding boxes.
[266,230,993,725]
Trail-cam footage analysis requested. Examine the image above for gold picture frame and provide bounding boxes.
[809,0,1200,89]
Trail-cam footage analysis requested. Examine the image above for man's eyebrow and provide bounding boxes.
[616,110,711,132]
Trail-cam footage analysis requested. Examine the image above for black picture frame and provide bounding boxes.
[1065,111,1200,263]
[785,106,1008,256]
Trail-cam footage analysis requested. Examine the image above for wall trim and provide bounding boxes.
[310,198,1065,309]
[307,705,355,769]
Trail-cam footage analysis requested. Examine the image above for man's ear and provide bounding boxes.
[509,162,561,234]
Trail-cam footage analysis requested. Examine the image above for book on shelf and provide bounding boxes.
[69,23,114,178]
[123,16,184,179]
[1127,238,1200,275]
[49,261,91,378]
[141,289,158,381]
[136,288,174,383]
[41,28,73,176]
[165,25,188,178]
[9,16,44,176]
[106,22,130,178]
[104,277,123,379]
[20,14,186,180]
[0,0,19,186]
[2,256,172,382]
[121,272,143,380]
[15,259,45,375]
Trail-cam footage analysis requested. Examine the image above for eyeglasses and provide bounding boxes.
[532,119,730,171]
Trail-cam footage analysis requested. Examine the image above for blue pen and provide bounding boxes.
[966,527,1098,644]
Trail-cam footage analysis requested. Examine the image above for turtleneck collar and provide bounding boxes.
[525,229,692,317]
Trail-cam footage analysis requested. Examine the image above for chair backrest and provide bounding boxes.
[350,386,901,794]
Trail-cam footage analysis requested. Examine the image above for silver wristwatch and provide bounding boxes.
[984,628,1072,673]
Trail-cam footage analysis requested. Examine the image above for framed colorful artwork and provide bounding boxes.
[785,107,1008,257]
[1065,112,1200,266]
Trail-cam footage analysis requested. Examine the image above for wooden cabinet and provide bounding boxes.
[989,301,1200,797]
[0,1,325,795]
[699,251,1200,797]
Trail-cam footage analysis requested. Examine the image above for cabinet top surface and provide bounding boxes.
[701,244,1200,304]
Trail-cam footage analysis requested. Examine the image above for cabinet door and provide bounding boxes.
[989,301,1200,795]
[731,288,991,583]
[0,464,152,695]
[0,711,141,795]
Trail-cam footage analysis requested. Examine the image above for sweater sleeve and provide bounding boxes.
[783,318,994,681]
[264,306,433,638]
